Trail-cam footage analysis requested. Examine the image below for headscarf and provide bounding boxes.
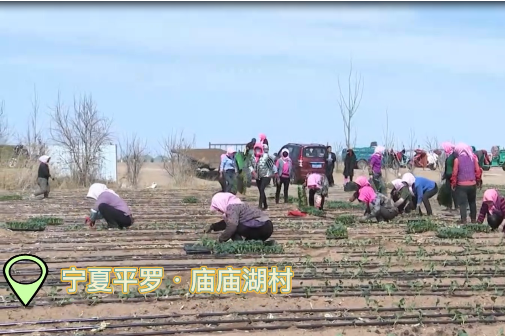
[262,144,269,154]
[226,147,236,157]
[39,155,50,164]
[209,192,243,213]
[253,143,263,162]
[373,146,385,156]
[483,189,498,214]
[355,176,370,188]
[358,186,376,203]
[281,148,290,160]
[259,134,267,143]
[454,143,474,161]
[391,179,405,191]
[441,142,454,156]
[401,173,416,195]
[86,183,118,200]
[307,173,322,188]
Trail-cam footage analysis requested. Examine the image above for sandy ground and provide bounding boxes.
[0,164,504,335]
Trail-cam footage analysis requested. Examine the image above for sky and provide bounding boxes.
[0,3,504,155]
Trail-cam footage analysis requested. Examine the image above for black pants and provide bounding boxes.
[419,184,438,216]
[456,185,477,223]
[326,170,334,186]
[275,177,290,203]
[256,177,270,209]
[98,203,132,230]
[308,189,325,210]
[223,170,236,194]
[488,212,504,230]
[211,220,274,241]
[218,174,226,192]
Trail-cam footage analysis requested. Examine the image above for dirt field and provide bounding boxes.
[1,164,505,335]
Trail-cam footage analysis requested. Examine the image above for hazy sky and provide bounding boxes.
[1,4,504,153]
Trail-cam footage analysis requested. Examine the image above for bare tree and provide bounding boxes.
[406,128,417,173]
[160,130,196,186]
[24,86,47,160]
[382,110,397,184]
[338,60,364,149]
[0,100,9,144]
[49,93,113,186]
[119,133,147,188]
[332,141,345,172]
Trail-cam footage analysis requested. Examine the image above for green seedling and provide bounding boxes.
[334,214,357,226]
[5,221,47,231]
[197,238,283,254]
[299,206,325,217]
[326,223,348,239]
[29,217,64,225]
[406,219,437,234]
[0,195,23,201]
[436,227,473,239]
[181,196,198,204]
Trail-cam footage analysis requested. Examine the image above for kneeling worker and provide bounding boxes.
[85,183,134,230]
[206,192,273,242]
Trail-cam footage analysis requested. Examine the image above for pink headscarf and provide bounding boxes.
[259,133,267,143]
[483,189,498,214]
[454,143,474,161]
[441,142,454,156]
[210,192,243,213]
[226,147,236,156]
[358,186,376,203]
[373,146,385,157]
[355,176,370,188]
[307,173,322,189]
[253,143,263,163]
[391,179,405,191]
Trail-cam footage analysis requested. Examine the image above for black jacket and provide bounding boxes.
[38,163,51,179]
[344,150,357,177]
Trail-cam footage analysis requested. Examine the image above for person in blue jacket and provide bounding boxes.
[402,173,438,216]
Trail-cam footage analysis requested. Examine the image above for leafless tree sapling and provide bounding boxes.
[407,128,417,173]
[120,133,148,188]
[160,130,196,186]
[23,86,47,160]
[332,141,345,173]
[382,110,397,184]
[0,100,9,144]
[49,93,113,186]
[338,60,364,150]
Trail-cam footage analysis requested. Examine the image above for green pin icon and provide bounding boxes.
[3,254,48,307]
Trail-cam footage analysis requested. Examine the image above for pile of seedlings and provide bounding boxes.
[194,238,284,254]
[326,223,348,239]
[464,223,491,233]
[436,227,473,239]
[6,221,47,231]
[181,196,198,204]
[29,217,64,225]
[325,200,362,210]
[299,206,325,217]
[0,194,23,201]
[406,219,437,234]
[334,214,357,226]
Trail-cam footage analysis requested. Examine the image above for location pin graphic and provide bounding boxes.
[3,254,48,307]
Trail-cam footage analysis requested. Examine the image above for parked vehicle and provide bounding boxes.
[273,143,327,184]
[409,149,439,171]
[483,146,505,171]
[340,142,378,170]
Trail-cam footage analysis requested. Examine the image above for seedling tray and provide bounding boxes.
[263,240,276,246]
[184,243,212,255]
